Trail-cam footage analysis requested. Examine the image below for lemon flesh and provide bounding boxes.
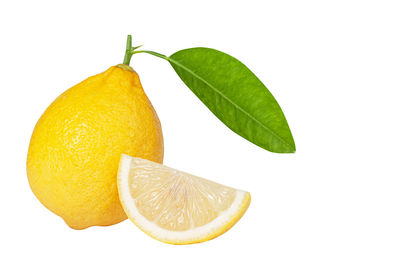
[117,154,250,244]
[27,66,163,229]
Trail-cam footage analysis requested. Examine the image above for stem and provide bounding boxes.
[123,35,133,65]
[122,35,169,65]
[132,50,169,61]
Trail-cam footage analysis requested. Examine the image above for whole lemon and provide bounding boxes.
[26,64,163,229]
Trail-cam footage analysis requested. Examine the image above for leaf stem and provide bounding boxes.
[132,50,169,61]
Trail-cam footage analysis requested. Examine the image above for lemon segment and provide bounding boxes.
[117,154,250,244]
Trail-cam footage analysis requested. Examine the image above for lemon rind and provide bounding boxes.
[117,154,251,245]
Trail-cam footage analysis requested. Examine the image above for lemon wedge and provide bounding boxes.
[117,154,251,244]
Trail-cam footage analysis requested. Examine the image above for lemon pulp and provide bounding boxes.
[118,154,250,244]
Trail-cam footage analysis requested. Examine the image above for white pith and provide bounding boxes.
[117,154,248,243]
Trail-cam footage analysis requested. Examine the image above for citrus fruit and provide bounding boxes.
[117,154,251,244]
[26,65,164,229]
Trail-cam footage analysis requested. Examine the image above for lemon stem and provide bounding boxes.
[122,34,169,65]
[123,35,133,65]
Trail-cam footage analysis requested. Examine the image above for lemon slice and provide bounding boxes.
[117,154,251,244]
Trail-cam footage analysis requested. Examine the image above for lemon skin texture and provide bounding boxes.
[26,65,164,229]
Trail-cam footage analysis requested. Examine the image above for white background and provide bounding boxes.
[1,0,399,266]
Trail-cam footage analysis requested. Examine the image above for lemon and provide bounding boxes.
[117,154,250,244]
[27,65,164,229]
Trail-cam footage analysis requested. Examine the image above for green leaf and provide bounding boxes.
[134,47,296,153]
[167,48,295,153]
